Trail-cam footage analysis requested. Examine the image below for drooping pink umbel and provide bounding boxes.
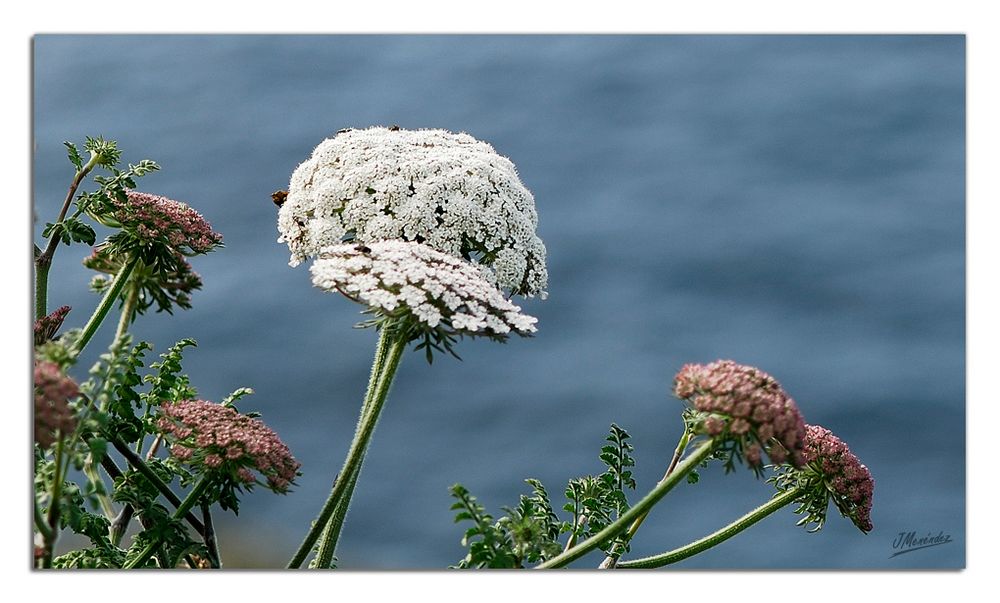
[674,360,807,468]
[34,361,78,448]
[157,399,300,493]
[113,191,223,255]
[802,424,874,533]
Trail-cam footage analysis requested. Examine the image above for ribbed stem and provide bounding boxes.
[535,439,717,569]
[71,255,139,358]
[617,487,802,569]
[312,330,393,568]
[288,329,406,569]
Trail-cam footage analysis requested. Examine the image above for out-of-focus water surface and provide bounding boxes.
[32,35,964,569]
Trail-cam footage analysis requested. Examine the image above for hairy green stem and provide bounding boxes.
[71,255,139,358]
[289,329,406,569]
[535,439,717,569]
[617,487,802,569]
[313,464,361,567]
[600,428,691,568]
[35,262,52,324]
[123,476,213,569]
[312,330,394,568]
[35,152,101,321]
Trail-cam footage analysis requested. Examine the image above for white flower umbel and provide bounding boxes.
[291,240,538,570]
[310,240,538,345]
[279,127,548,297]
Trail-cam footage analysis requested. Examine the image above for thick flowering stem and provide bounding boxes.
[72,255,140,358]
[312,335,395,565]
[314,464,361,568]
[617,487,803,569]
[35,152,101,321]
[535,439,717,569]
[288,328,406,569]
[123,475,213,569]
[600,428,691,568]
[313,331,392,567]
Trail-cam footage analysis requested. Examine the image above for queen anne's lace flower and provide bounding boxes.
[674,360,807,468]
[157,400,301,493]
[279,127,548,297]
[34,361,78,448]
[310,240,538,339]
[800,424,874,533]
[110,190,223,255]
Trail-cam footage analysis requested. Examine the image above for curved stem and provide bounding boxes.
[288,329,406,569]
[72,255,139,358]
[535,439,717,569]
[35,153,100,321]
[123,475,213,569]
[617,487,803,569]
[600,428,691,568]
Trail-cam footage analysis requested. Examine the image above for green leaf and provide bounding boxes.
[64,141,84,171]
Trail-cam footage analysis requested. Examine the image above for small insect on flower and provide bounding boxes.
[271,190,288,208]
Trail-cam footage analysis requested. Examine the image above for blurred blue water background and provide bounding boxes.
[32,35,964,569]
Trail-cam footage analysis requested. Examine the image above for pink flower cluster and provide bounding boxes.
[674,360,806,468]
[157,399,300,493]
[802,424,874,533]
[113,191,222,255]
[34,361,78,448]
[34,305,71,346]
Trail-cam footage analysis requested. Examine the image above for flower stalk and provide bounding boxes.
[616,487,803,569]
[71,254,140,358]
[288,328,407,569]
[312,329,394,567]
